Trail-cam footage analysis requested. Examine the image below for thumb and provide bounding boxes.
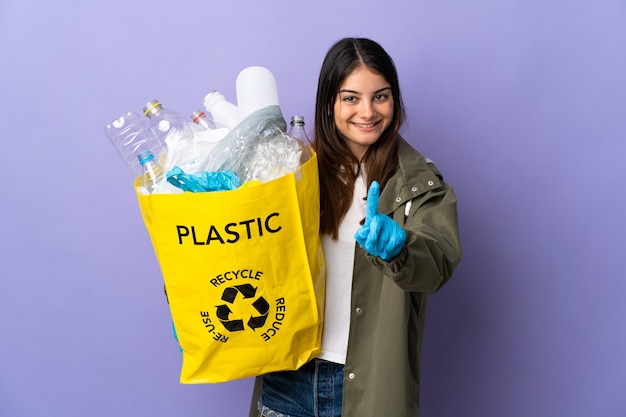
[365,181,380,221]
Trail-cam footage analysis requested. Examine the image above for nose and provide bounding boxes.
[359,100,375,119]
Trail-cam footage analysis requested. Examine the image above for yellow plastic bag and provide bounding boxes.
[135,153,324,383]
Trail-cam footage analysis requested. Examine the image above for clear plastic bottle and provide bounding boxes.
[288,115,313,163]
[144,100,196,170]
[143,100,193,146]
[203,90,241,130]
[138,150,165,194]
[288,115,311,145]
[104,110,166,177]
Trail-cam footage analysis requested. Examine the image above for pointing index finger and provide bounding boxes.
[366,181,380,220]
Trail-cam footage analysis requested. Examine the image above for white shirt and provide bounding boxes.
[319,171,367,364]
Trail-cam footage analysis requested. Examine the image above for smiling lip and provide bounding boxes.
[352,121,380,130]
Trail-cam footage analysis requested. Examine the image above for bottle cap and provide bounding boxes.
[143,100,162,118]
[191,110,206,124]
[290,115,305,126]
[137,150,155,164]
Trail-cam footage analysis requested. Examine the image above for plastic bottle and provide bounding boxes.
[202,91,241,130]
[143,100,193,146]
[138,150,165,194]
[105,110,166,177]
[236,66,280,120]
[143,100,197,171]
[288,115,313,163]
[288,115,311,145]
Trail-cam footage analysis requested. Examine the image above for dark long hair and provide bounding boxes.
[313,37,405,238]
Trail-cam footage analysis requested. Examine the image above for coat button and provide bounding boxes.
[395,197,402,202]
[355,307,362,314]
[411,186,418,192]
[427,180,434,186]
[348,373,355,379]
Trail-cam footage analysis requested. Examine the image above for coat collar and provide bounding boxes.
[377,137,443,215]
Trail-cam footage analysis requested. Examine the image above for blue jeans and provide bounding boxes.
[258,358,344,417]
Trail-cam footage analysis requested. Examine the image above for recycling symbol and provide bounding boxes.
[216,284,269,332]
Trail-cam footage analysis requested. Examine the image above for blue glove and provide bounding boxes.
[167,166,241,192]
[354,181,406,261]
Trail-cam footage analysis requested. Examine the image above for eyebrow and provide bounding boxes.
[338,86,391,95]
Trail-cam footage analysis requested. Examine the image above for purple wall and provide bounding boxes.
[1,1,624,416]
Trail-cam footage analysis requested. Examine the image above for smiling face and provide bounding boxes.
[333,65,394,160]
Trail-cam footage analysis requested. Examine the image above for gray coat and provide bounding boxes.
[249,137,462,416]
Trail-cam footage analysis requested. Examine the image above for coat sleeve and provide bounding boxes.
[365,180,462,293]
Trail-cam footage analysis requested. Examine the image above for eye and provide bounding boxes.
[374,94,390,102]
[342,95,357,103]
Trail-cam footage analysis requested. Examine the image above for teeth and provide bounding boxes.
[355,123,375,128]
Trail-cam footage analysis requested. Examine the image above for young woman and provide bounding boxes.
[249,37,462,417]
